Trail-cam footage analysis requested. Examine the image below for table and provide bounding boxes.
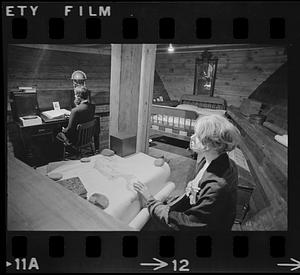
[37,152,173,228]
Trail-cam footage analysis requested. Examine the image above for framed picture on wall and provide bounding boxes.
[193,51,218,97]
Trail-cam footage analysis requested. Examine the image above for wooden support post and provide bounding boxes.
[136,44,157,154]
[109,44,156,156]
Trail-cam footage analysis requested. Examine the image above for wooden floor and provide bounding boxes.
[148,137,196,197]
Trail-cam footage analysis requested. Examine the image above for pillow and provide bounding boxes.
[176,104,226,116]
[176,104,201,113]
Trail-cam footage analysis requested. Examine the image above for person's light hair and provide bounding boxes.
[74,86,89,100]
[194,114,241,153]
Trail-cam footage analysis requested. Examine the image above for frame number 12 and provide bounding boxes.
[172,259,190,272]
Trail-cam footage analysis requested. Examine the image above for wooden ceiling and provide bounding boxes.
[12,43,279,55]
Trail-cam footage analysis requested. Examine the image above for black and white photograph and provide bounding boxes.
[7,43,287,231]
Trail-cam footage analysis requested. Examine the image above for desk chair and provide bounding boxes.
[63,119,96,160]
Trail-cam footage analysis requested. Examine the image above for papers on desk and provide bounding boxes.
[41,109,71,120]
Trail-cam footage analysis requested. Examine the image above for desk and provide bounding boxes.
[15,116,100,167]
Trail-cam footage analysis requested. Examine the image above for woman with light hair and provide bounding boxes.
[133,114,241,231]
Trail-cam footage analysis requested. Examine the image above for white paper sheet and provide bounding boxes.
[49,153,171,224]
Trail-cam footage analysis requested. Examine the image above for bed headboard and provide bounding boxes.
[179,95,227,110]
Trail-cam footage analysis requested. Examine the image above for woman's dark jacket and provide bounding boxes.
[146,152,238,231]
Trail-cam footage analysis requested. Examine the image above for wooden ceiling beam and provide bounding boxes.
[12,44,111,55]
[156,44,282,54]
[156,43,274,50]
[12,43,283,56]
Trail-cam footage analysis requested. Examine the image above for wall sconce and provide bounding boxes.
[168,44,174,53]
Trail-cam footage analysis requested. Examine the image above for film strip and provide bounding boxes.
[3,1,300,273]
[5,232,293,272]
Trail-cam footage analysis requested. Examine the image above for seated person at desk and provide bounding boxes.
[134,114,241,231]
[56,86,95,147]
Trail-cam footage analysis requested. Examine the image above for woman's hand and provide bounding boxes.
[133,181,152,202]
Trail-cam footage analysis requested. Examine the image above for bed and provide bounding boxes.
[150,94,227,141]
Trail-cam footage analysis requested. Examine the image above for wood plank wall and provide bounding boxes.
[155,47,287,107]
[153,70,170,101]
[7,45,111,104]
[8,45,287,109]
[7,45,168,104]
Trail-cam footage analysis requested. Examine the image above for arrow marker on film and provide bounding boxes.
[277,258,300,271]
[6,261,12,268]
[140,257,168,270]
